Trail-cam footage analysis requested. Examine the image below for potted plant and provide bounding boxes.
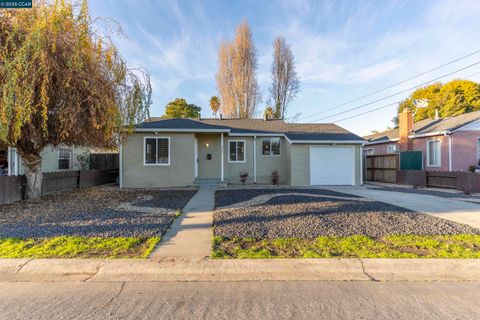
[239,171,249,185]
[272,170,279,185]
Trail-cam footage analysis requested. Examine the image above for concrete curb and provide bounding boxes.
[1,258,480,282]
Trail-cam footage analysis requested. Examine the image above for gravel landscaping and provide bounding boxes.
[0,186,197,238]
[214,189,480,239]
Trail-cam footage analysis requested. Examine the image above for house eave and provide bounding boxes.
[364,138,399,146]
[285,137,366,145]
[134,128,231,133]
[409,131,449,139]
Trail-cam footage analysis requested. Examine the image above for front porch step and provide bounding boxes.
[194,178,227,187]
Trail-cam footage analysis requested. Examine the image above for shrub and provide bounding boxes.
[469,165,477,173]
[272,170,279,185]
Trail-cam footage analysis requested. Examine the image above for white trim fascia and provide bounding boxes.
[409,131,447,139]
[288,139,366,145]
[119,143,123,188]
[227,139,247,163]
[143,136,171,166]
[364,138,399,146]
[228,133,284,137]
[135,128,230,133]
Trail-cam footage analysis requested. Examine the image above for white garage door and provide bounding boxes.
[310,146,355,185]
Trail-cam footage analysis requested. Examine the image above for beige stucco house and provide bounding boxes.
[120,118,366,188]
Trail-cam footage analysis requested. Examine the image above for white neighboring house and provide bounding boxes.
[1,145,92,176]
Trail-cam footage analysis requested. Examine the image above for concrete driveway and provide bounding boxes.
[323,186,480,229]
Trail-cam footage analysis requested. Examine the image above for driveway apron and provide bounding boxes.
[150,185,216,259]
[323,186,480,229]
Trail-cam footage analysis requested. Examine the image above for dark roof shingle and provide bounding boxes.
[136,118,364,142]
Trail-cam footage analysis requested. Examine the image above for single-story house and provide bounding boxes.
[1,144,110,176]
[119,117,366,188]
[363,109,480,172]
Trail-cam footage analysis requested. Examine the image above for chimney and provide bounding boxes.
[399,108,414,151]
[435,109,440,120]
[264,113,268,121]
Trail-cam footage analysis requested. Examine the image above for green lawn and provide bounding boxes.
[0,236,160,259]
[212,235,480,259]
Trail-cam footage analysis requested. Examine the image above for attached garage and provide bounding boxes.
[309,146,355,185]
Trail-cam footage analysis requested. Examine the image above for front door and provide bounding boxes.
[196,134,221,179]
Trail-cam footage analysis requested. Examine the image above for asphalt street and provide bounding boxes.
[1,281,479,319]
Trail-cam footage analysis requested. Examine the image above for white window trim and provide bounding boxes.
[228,140,246,163]
[363,148,374,155]
[261,138,281,157]
[143,136,171,166]
[58,146,73,170]
[386,144,398,154]
[426,139,441,167]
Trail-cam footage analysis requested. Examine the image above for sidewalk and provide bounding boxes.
[149,185,216,259]
[324,186,480,229]
[1,258,480,282]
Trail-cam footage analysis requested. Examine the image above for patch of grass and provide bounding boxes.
[212,235,480,259]
[0,236,161,259]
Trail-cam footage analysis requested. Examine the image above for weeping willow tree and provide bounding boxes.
[0,0,151,199]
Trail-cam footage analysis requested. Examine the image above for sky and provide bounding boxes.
[89,0,480,136]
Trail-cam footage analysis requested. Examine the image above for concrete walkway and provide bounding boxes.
[150,185,216,259]
[324,186,480,229]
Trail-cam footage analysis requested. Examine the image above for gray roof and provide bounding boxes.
[364,110,480,144]
[137,117,364,142]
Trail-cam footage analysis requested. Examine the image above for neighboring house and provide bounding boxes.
[1,144,100,176]
[119,117,365,188]
[363,109,480,172]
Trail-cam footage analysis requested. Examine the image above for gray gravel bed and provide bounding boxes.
[214,192,480,239]
[0,186,197,238]
[215,188,361,208]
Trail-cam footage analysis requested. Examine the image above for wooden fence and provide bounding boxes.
[394,170,480,193]
[0,169,118,205]
[0,175,25,205]
[365,154,399,183]
[90,153,119,170]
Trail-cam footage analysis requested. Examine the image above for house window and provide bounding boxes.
[58,147,73,170]
[144,137,170,165]
[229,140,245,162]
[386,144,398,154]
[427,140,441,167]
[363,148,374,156]
[262,138,281,156]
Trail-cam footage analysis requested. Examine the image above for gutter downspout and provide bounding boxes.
[7,147,11,176]
[359,146,364,186]
[448,133,453,172]
[221,133,224,182]
[119,143,123,188]
[253,136,257,183]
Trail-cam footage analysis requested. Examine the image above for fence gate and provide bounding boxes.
[365,154,399,183]
[400,151,423,171]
